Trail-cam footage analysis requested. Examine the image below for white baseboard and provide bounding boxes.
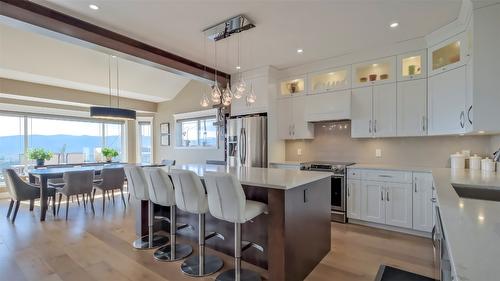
[348,219,432,238]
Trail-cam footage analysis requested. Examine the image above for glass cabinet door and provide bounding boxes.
[428,32,469,76]
[398,50,427,81]
[352,56,396,87]
[309,66,351,94]
[280,76,306,97]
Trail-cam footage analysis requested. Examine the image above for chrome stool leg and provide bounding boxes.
[154,206,193,261]
[132,200,169,249]
[216,223,261,281]
[181,214,224,276]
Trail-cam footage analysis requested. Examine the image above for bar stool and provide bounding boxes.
[144,167,193,261]
[124,166,169,249]
[170,169,224,276]
[204,172,268,281]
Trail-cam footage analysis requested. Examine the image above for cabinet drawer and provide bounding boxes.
[361,170,412,183]
[347,169,361,179]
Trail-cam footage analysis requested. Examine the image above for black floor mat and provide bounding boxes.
[374,265,436,281]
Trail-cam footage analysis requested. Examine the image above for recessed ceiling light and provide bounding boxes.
[296,49,304,54]
[390,22,399,28]
[235,66,241,70]
[89,4,99,10]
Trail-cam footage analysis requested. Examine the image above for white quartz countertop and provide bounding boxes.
[432,168,500,281]
[169,164,331,190]
[349,163,433,172]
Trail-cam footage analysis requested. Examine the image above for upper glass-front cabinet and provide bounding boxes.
[280,76,306,97]
[428,31,471,76]
[352,56,396,88]
[309,66,351,94]
[397,50,427,81]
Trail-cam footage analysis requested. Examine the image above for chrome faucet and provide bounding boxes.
[493,149,500,162]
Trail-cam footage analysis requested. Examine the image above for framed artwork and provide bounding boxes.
[160,122,171,146]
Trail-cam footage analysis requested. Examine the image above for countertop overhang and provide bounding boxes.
[168,164,332,190]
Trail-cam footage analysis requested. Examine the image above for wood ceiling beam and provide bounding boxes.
[0,0,229,85]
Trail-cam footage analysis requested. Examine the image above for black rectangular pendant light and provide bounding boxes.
[90,106,136,120]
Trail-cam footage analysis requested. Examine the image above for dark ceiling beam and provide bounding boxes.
[0,0,229,85]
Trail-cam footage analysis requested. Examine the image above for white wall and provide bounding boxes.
[154,80,225,164]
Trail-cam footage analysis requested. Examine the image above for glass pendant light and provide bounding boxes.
[200,91,210,107]
[246,83,256,104]
[233,32,246,98]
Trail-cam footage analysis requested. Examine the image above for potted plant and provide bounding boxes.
[29,148,53,166]
[101,148,119,162]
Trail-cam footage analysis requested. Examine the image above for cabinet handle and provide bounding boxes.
[386,191,390,201]
[292,124,295,136]
[381,190,384,201]
[378,175,392,178]
[467,105,473,125]
[431,198,437,203]
[460,111,465,128]
[369,120,372,133]
[374,120,377,133]
[422,116,426,132]
[348,186,350,197]
[414,180,418,193]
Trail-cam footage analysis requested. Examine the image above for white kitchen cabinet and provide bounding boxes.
[276,96,314,140]
[231,75,269,117]
[385,182,413,228]
[373,83,397,137]
[351,83,397,138]
[361,181,386,224]
[413,172,434,232]
[397,50,427,81]
[352,56,396,88]
[347,179,361,220]
[428,66,467,135]
[397,79,427,136]
[351,86,373,138]
[305,90,351,122]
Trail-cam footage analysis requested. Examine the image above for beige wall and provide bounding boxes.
[286,122,497,168]
[154,80,225,165]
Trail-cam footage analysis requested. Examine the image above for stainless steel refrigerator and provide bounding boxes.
[226,116,267,168]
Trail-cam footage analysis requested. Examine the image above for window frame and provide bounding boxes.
[174,109,219,150]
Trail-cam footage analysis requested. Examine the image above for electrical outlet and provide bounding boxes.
[297,148,302,156]
[375,149,382,158]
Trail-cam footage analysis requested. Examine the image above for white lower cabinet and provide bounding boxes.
[413,172,434,232]
[360,181,386,224]
[347,179,361,219]
[349,168,433,233]
[385,182,413,228]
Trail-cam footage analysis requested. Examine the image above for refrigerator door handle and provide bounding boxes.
[239,128,244,165]
[242,128,247,165]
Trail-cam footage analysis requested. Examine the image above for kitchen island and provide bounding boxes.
[135,164,332,281]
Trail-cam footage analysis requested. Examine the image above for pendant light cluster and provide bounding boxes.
[200,16,256,108]
[90,56,136,120]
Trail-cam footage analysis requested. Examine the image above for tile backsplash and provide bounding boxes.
[286,122,496,168]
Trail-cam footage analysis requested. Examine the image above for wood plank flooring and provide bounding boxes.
[0,195,437,281]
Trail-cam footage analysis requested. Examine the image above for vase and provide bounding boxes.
[36,159,45,166]
[106,156,113,163]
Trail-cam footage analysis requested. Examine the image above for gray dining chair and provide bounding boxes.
[4,169,56,222]
[55,170,95,220]
[92,167,126,214]
[161,159,176,166]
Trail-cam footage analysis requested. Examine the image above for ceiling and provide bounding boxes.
[32,0,462,74]
[0,21,190,103]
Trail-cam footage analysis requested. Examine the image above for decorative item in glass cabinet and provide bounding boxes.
[246,84,256,104]
[369,74,377,81]
[288,81,299,93]
[380,74,388,80]
[360,77,367,82]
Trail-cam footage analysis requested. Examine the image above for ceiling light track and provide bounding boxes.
[203,15,255,42]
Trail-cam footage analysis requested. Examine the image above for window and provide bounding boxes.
[0,112,125,187]
[138,121,152,164]
[176,116,218,148]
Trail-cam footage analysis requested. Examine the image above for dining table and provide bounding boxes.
[28,163,162,221]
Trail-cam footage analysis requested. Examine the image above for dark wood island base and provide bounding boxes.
[136,176,331,281]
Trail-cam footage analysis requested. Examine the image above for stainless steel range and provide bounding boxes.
[301,161,355,223]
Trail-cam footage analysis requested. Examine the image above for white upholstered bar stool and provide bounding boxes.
[170,169,224,276]
[204,172,268,281]
[144,167,193,261]
[124,166,169,249]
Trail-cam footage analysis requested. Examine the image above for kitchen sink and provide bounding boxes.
[452,184,500,202]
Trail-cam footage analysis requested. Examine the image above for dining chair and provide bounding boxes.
[55,170,95,220]
[4,169,57,222]
[92,167,126,214]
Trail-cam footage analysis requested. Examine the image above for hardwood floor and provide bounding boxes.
[0,195,436,281]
